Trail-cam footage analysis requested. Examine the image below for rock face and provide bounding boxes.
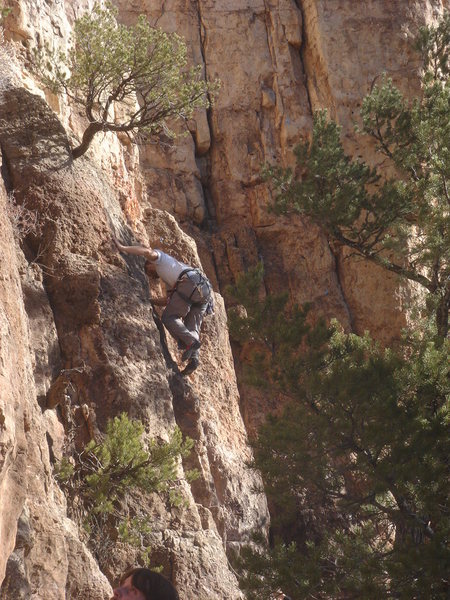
[0,0,447,598]
[0,83,266,598]
[0,138,112,598]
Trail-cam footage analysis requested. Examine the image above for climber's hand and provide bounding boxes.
[111,239,157,261]
[112,237,123,251]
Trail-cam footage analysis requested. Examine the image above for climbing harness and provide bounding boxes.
[174,268,214,313]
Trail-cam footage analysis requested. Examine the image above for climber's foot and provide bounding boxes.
[181,357,199,376]
[181,340,201,362]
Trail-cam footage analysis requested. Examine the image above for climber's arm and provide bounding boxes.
[113,238,158,261]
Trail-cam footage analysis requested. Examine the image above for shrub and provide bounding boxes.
[56,413,198,567]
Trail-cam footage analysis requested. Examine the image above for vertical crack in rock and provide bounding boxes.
[262,0,285,143]
[195,1,216,230]
[195,0,225,294]
[167,359,227,543]
[209,243,222,296]
[0,142,14,194]
[152,3,166,27]
[196,1,210,122]
[295,0,313,117]
[295,0,337,118]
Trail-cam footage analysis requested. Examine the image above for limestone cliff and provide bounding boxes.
[0,1,447,599]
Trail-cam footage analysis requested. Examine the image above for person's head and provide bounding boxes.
[111,568,179,600]
[144,260,159,279]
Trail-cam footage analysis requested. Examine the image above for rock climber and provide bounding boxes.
[111,567,179,600]
[113,237,213,376]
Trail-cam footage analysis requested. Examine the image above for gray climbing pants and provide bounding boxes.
[161,271,210,356]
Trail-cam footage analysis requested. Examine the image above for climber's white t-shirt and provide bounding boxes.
[153,250,191,288]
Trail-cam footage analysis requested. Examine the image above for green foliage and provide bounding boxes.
[415,11,450,80]
[228,264,330,390]
[230,266,449,598]
[54,456,74,482]
[236,538,309,600]
[56,413,198,568]
[33,3,219,157]
[81,413,195,513]
[266,13,450,339]
[0,6,11,23]
[118,515,153,565]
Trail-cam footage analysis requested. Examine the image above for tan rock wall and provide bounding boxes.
[0,158,31,585]
[0,78,266,597]
[0,148,111,599]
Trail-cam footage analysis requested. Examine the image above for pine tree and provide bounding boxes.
[33,4,218,158]
[55,413,198,569]
[230,268,449,599]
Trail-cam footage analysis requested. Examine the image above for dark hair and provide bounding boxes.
[120,568,179,600]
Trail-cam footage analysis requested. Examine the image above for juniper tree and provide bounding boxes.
[266,13,450,339]
[56,412,198,568]
[34,4,218,158]
[229,268,449,599]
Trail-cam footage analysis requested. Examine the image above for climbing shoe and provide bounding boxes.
[181,357,199,376]
[181,339,201,362]
[177,340,186,350]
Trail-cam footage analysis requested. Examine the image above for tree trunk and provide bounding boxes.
[436,287,449,341]
[71,122,103,159]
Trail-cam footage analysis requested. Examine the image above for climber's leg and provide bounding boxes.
[162,293,197,348]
